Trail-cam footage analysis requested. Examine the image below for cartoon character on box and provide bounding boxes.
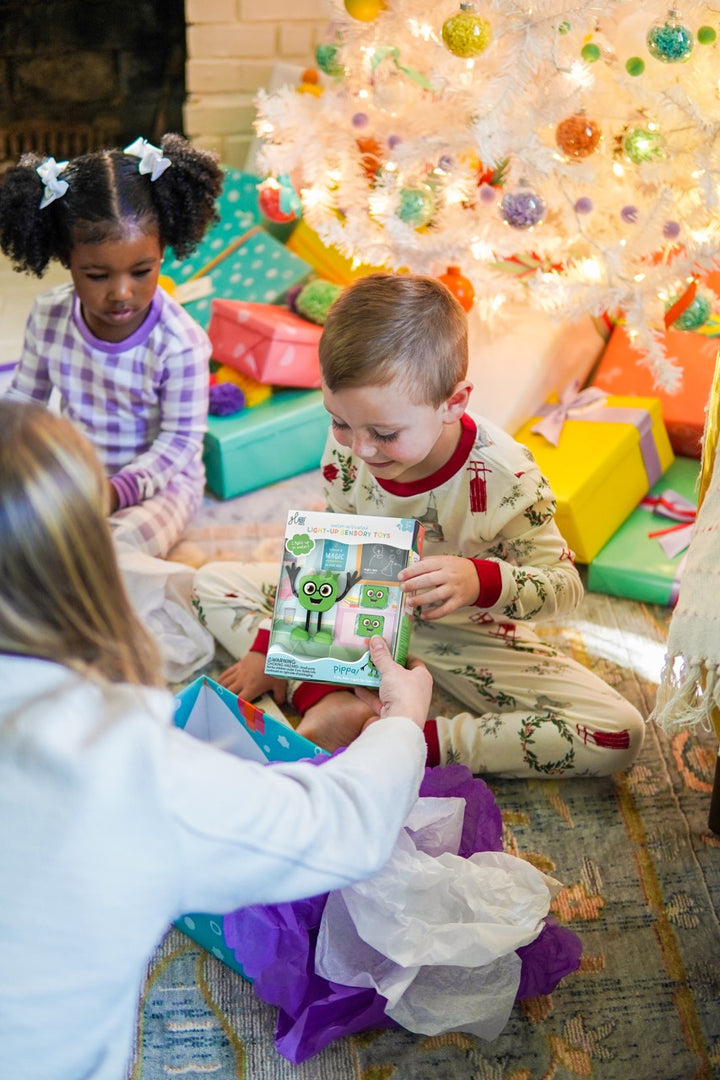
[286,562,360,644]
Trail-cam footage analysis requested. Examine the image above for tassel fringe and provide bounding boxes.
[650,655,720,735]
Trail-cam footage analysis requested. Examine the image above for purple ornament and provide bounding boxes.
[387,134,402,149]
[438,155,454,171]
[621,204,638,223]
[663,220,681,239]
[501,187,546,229]
[478,183,497,203]
[574,196,593,214]
[352,112,369,128]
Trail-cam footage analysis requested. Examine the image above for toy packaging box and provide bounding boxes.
[174,675,327,975]
[265,510,424,688]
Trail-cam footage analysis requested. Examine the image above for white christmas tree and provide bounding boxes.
[254,0,720,388]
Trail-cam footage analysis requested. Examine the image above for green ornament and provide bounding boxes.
[558,20,571,35]
[396,185,435,227]
[698,25,717,45]
[442,6,492,58]
[581,42,601,62]
[669,293,712,331]
[626,56,645,76]
[315,43,344,76]
[623,127,664,164]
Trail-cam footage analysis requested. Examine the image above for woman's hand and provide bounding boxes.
[354,636,433,732]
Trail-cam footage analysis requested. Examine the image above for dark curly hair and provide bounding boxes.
[0,133,224,276]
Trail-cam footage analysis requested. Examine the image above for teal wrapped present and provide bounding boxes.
[174,676,326,975]
[587,456,699,606]
[161,167,262,280]
[203,388,329,499]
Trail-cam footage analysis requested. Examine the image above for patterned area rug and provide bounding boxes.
[133,474,720,1080]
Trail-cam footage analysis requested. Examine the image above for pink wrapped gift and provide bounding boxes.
[209,298,322,389]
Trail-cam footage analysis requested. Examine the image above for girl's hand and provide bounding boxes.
[107,479,119,514]
[398,555,479,620]
[354,636,433,732]
[218,651,287,705]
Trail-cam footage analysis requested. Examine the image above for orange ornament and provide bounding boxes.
[356,136,383,181]
[438,265,475,312]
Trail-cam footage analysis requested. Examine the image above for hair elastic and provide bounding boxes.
[36,158,69,209]
[123,137,172,181]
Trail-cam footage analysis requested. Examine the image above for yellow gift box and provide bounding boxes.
[286,221,386,285]
[515,389,674,564]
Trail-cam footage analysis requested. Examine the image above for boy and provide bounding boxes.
[194,274,644,777]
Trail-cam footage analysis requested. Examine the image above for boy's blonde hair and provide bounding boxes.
[0,402,163,687]
[319,273,468,406]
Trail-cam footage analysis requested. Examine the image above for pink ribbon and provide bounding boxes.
[531,381,663,487]
[640,487,697,607]
[640,489,697,558]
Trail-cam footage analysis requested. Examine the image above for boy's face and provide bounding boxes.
[321,376,470,484]
[69,226,163,343]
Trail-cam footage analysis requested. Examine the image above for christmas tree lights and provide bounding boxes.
[254,1,720,387]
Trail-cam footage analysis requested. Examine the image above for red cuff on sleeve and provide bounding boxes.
[424,719,440,767]
[470,559,502,608]
[291,681,339,716]
[249,628,271,654]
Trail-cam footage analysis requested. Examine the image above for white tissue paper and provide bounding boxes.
[315,797,561,1040]
[115,546,215,682]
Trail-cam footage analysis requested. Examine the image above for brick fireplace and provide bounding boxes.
[1,0,330,171]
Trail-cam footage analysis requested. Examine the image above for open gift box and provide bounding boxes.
[173,676,326,974]
[587,456,699,607]
[203,388,329,499]
[208,298,322,388]
[515,391,674,563]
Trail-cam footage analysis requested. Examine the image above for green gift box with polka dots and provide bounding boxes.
[173,675,327,975]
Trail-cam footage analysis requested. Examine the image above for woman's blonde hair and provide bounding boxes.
[0,402,162,686]
[319,272,468,406]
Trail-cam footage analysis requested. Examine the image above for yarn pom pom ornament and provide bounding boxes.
[209,382,246,417]
[500,181,546,229]
[667,292,712,331]
[623,126,664,164]
[646,13,694,62]
[438,265,475,312]
[396,185,435,227]
[257,175,302,224]
[555,113,602,159]
[294,279,344,324]
[442,3,492,58]
[344,0,386,21]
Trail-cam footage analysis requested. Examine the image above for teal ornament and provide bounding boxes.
[315,43,344,76]
[396,185,435,227]
[647,17,693,62]
[669,293,711,331]
[623,127,664,164]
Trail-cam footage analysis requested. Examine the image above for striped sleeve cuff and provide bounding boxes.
[109,472,141,510]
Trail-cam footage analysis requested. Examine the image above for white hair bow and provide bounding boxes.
[123,137,172,181]
[36,158,69,209]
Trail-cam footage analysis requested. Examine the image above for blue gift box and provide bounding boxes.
[174,675,326,975]
[203,388,329,499]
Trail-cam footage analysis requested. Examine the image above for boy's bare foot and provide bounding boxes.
[296,691,375,752]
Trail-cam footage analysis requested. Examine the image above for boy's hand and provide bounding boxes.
[218,650,287,705]
[398,555,479,620]
[354,636,432,732]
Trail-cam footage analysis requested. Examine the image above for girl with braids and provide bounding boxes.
[0,134,223,557]
[0,401,432,1080]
